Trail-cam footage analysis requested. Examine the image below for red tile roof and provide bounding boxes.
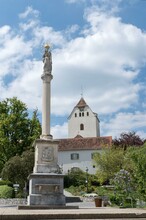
[76,97,88,108]
[58,136,112,151]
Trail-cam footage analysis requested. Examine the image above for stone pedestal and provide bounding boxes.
[27,139,66,207]
[33,139,60,173]
[27,173,65,206]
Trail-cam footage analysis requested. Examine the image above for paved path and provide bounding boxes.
[0,199,146,219]
[0,205,146,219]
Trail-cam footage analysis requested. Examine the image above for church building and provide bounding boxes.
[58,97,112,174]
[68,97,100,138]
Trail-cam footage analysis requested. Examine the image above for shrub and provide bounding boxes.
[110,169,136,207]
[0,185,14,198]
[64,169,86,188]
[0,180,13,187]
[65,185,85,196]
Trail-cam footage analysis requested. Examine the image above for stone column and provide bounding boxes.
[26,44,66,207]
[40,44,53,140]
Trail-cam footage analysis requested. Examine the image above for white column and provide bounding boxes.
[40,44,53,140]
[41,73,53,139]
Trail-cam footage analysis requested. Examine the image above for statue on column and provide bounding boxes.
[43,44,52,73]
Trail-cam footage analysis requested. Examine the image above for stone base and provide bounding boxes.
[18,205,79,209]
[28,173,66,206]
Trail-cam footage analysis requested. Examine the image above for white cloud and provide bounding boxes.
[0,3,146,142]
[19,6,39,19]
[1,59,42,110]
[65,0,86,4]
[51,122,68,139]
[33,26,66,47]
[0,25,10,38]
[0,25,32,78]
[0,7,66,110]
[65,25,80,39]
[101,112,146,138]
[51,8,146,115]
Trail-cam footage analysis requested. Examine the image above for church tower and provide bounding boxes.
[68,97,100,138]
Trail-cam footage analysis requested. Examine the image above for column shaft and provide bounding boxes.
[41,73,53,139]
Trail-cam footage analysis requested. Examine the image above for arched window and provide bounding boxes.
[79,112,81,117]
[80,123,84,130]
[82,112,84,116]
[87,112,89,116]
[75,113,77,117]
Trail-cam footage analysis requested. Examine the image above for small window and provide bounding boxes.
[87,112,89,116]
[93,165,95,168]
[75,113,77,117]
[79,112,81,117]
[82,112,84,116]
[80,123,84,130]
[71,153,79,160]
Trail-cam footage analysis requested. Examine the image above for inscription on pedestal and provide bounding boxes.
[42,146,54,162]
[35,184,60,194]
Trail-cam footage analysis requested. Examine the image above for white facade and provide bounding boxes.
[58,149,102,174]
[68,98,100,138]
[58,97,111,175]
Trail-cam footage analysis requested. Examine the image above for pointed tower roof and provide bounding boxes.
[68,97,89,120]
[76,97,88,108]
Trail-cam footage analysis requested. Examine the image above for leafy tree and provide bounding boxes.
[111,169,136,207]
[21,150,34,178]
[64,168,86,188]
[1,150,34,191]
[128,145,146,201]
[113,132,144,150]
[27,109,42,147]
[0,97,41,171]
[64,168,99,194]
[93,148,125,184]
[1,155,23,188]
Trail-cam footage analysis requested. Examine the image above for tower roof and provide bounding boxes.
[76,97,88,108]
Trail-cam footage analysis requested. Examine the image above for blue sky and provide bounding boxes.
[0,0,146,139]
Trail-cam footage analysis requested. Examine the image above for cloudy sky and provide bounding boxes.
[0,0,146,139]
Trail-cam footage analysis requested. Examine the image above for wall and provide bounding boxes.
[58,149,102,174]
[0,199,26,206]
[68,106,100,138]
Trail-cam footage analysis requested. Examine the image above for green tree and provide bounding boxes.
[64,168,99,194]
[27,109,42,147]
[93,148,125,184]
[64,168,86,188]
[111,169,136,207]
[0,97,41,172]
[21,150,34,181]
[1,150,34,191]
[1,155,23,188]
[128,145,146,201]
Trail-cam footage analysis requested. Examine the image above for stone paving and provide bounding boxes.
[0,201,146,219]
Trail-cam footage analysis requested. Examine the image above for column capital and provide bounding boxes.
[41,73,53,82]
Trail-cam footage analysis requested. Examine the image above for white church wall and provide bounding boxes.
[68,107,100,138]
[58,149,102,175]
